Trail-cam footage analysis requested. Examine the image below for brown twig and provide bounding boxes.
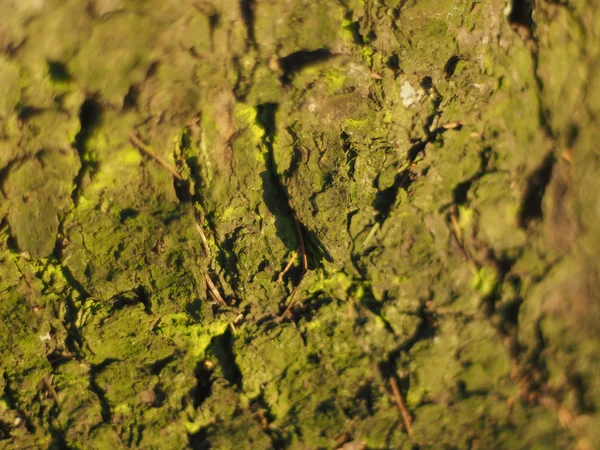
[561,148,574,163]
[186,114,201,127]
[204,274,227,306]
[449,206,473,263]
[195,223,211,258]
[441,121,465,130]
[279,283,302,320]
[255,409,269,431]
[390,377,414,440]
[293,217,308,272]
[43,376,60,406]
[277,248,299,284]
[278,209,308,319]
[449,208,463,245]
[129,132,182,180]
[539,395,592,450]
[335,416,359,447]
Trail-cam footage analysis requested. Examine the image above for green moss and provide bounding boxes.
[472,266,500,297]
[1,0,599,448]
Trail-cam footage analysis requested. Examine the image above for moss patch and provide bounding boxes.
[1,0,599,448]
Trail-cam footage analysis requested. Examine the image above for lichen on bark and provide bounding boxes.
[1,0,599,448]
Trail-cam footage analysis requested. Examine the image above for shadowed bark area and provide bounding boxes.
[0,0,599,448]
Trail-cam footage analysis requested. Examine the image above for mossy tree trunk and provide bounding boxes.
[0,0,599,448]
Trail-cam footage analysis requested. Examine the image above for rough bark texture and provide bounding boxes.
[1,0,599,448]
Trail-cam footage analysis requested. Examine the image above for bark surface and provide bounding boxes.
[0,0,599,448]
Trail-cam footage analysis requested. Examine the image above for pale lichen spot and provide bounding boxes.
[400,81,422,107]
